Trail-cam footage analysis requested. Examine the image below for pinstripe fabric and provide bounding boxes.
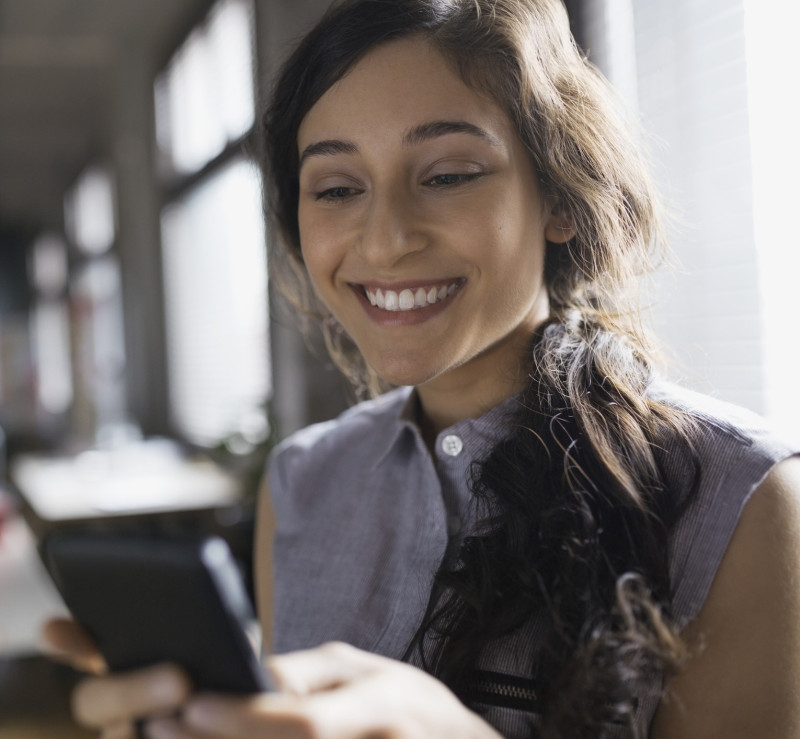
[267,382,799,737]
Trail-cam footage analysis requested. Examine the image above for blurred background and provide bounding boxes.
[0,0,798,732]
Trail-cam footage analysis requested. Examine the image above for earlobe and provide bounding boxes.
[544,206,576,244]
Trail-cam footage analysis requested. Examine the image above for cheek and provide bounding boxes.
[462,199,545,274]
[299,247,332,305]
[298,216,337,288]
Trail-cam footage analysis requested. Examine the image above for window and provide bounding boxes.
[155,0,269,447]
[64,165,116,256]
[580,0,800,437]
[744,1,800,439]
[161,157,269,445]
[29,234,72,415]
[63,165,128,441]
[155,0,256,176]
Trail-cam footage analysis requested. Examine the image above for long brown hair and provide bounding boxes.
[262,1,696,735]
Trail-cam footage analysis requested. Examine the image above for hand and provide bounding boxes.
[143,641,502,739]
[41,617,192,739]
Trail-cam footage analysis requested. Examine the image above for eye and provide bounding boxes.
[314,186,361,202]
[424,172,482,187]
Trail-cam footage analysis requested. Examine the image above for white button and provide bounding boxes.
[441,434,463,457]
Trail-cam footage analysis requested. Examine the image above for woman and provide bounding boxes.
[45,0,800,737]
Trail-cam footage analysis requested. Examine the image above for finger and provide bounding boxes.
[268,641,380,695]
[142,716,210,739]
[100,723,137,739]
[72,663,192,729]
[182,680,400,739]
[41,617,107,674]
[183,693,317,739]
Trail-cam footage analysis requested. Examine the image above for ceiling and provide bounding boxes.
[0,0,207,235]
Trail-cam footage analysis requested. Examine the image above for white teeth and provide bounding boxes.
[398,289,415,310]
[364,282,461,312]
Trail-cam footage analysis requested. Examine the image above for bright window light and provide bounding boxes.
[30,233,68,296]
[65,165,116,255]
[155,0,255,175]
[169,27,228,173]
[161,156,269,445]
[207,0,256,140]
[31,300,73,414]
[744,1,800,438]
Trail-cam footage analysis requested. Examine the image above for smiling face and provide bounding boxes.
[297,36,571,413]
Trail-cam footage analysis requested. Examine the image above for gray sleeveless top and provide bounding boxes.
[266,381,799,737]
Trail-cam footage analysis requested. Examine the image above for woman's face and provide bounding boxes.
[297,36,569,394]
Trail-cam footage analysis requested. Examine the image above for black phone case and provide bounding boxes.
[43,532,270,694]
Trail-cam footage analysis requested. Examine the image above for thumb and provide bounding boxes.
[41,617,107,675]
[267,642,381,695]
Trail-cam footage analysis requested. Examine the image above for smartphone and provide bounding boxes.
[42,531,271,694]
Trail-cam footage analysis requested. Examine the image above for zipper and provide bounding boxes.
[467,670,636,727]
[467,669,540,712]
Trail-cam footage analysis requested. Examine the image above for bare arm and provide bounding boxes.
[652,455,800,738]
[254,477,276,654]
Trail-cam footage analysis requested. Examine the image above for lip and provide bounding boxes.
[355,277,463,291]
[348,278,465,326]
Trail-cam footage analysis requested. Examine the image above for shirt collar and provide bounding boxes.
[373,386,522,470]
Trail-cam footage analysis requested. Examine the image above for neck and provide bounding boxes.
[416,335,532,442]
[414,293,548,449]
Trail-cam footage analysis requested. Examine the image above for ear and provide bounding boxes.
[544,204,576,244]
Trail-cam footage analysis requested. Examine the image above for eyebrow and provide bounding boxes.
[403,120,501,147]
[298,120,499,168]
[298,139,359,168]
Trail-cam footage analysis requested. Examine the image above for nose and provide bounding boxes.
[357,187,426,268]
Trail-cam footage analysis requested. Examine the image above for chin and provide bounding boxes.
[366,355,443,389]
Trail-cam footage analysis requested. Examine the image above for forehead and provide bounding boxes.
[297,36,513,149]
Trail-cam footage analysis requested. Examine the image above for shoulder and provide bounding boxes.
[649,381,800,627]
[266,386,412,497]
[647,383,800,735]
[650,379,797,458]
[271,385,411,458]
[713,455,800,607]
[651,456,800,738]
[650,379,799,524]
[758,453,800,500]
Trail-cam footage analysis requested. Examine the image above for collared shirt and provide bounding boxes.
[267,382,799,737]
[268,386,516,661]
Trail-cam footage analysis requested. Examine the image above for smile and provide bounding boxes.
[362,281,463,312]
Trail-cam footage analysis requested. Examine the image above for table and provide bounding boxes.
[10,440,241,535]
